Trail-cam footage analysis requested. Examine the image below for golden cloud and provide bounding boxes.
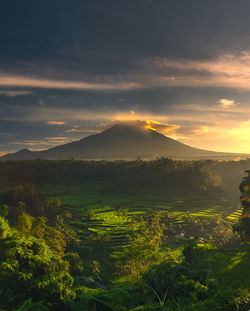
[218,98,238,108]
[47,121,66,125]
[65,118,179,136]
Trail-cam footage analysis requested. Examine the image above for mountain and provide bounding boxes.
[2,148,34,160]
[1,124,249,160]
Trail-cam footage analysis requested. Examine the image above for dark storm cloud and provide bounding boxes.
[1,0,250,78]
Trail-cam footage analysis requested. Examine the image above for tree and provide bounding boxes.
[0,216,74,310]
[14,212,67,256]
[235,171,250,242]
[15,212,34,236]
[113,212,166,279]
[31,216,47,239]
[1,184,52,224]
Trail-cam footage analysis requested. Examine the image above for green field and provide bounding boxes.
[41,182,242,252]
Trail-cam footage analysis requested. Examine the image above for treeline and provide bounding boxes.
[0,158,226,194]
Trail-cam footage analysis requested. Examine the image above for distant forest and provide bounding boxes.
[1,158,250,197]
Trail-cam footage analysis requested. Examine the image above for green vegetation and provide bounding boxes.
[234,169,250,243]
[0,158,249,310]
[0,215,74,310]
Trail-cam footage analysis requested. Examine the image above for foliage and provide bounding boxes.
[0,159,225,194]
[1,183,47,218]
[16,212,34,235]
[0,216,74,311]
[14,299,48,311]
[235,170,250,243]
[64,241,250,311]
[113,212,167,279]
[163,213,236,247]
[65,252,83,276]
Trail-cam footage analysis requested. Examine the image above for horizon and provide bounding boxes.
[2,1,250,155]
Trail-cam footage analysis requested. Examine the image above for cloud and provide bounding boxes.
[65,124,107,134]
[63,110,175,135]
[161,119,250,154]
[147,51,250,90]
[176,125,211,136]
[112,119,179,134]
[142,120,180,133]
[3,51,250,92]
[0,74,140,91]
[45,137,68,140]
[0,90,33,97]
[66,119,179,136]
[10,140,51,146]
[1,106,170,124]
[218,99,238,108]
[47,121,66,125]
[10,136,75,147]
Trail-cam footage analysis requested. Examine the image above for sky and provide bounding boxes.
[2,0,250,155]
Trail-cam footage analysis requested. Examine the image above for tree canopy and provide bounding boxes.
[0,216,74,311]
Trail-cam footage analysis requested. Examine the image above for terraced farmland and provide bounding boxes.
[42,183,242,252]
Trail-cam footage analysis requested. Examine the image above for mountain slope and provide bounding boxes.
[1,124,248,160]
